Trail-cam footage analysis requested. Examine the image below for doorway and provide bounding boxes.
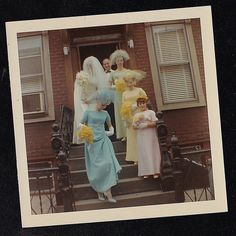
[79,43,119,67]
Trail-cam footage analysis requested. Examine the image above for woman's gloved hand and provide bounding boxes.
[105,126,114,136]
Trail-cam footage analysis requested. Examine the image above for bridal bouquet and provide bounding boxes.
[76,71,89,100]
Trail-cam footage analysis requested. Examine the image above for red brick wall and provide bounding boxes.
[25,30,68,161]
[25,20,210,162]
[132,23,157,110]
[132,20,210,146]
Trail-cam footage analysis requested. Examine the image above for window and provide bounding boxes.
[18,32,55,122]
[145,21,205,110]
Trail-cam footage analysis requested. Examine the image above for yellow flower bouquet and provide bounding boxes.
[77,125,94,144]
[120,101,132,121]
[115,79,125,92]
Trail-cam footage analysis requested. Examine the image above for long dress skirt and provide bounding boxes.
[81,110,122,193]
[135,110,161,176]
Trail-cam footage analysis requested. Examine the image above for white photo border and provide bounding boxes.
[6,6,227,228]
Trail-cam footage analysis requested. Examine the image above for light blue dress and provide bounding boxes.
[81,110,122,193]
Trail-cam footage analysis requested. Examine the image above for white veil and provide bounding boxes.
[83,56,110,89]
[73,56,111,144]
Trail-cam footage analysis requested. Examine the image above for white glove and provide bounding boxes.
[105,126,114,136]
[78,123,84,129]
[111,84,116,90]
[138,123,148,129]
[131,104,137,112]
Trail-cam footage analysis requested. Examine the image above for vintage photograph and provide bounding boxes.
[6,6,227,227]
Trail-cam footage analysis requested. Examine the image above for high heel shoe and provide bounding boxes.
[104,189,117,203]
[97,192,105,201]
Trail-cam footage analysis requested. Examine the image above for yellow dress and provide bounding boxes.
[122,87,147,162]
[109,69,128,139]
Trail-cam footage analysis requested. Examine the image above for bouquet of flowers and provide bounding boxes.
[77,125,94,144]
[115,79,125,92]
[133,114,145,126]
[120,101,132,121]
[76,71,89,100]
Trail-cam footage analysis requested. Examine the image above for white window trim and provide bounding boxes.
[18,32,55,123]
[145,20,206,111]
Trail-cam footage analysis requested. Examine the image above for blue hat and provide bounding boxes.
[95,89,115,104]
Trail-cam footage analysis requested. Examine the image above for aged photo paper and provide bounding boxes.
[6,6,227,227]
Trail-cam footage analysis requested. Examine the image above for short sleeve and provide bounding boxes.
[150,110,158,122]
[81,110,89,124]
[139,87,147,97]
[105,111,111,123]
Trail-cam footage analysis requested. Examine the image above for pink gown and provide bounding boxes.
[133,110,161,176]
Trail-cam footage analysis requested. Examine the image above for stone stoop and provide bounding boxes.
[55,141,176,212]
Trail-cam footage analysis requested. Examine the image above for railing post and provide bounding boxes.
[57,150,74,212]
[51,118,74,212]
[171,133,185,202]
[156,112,174,191]
[51,122,62,153]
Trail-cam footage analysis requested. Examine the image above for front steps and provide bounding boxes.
[57,141,176,211]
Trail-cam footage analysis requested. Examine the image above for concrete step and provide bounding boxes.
[70,141,126,158]
[70,164,138,185]
[68,152,127,171]
[56,190,175,212]
[72,177,162,201]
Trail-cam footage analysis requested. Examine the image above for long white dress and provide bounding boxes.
[72,56,111,144]
[133,109,161,176]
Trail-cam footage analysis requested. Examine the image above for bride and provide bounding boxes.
[73,56,110,144]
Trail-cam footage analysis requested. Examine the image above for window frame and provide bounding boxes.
[18,31,55,123]
[145,20,206,111]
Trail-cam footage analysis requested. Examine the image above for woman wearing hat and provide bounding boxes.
[109,49,130,141]
[80,89,121,203]
[121,69,147,164]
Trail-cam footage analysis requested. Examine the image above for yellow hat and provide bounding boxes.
[123,69,146,82]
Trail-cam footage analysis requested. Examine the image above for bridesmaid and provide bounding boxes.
[133,96,161,179]
[109,49,129,141]
[121,70,147,164]
[80,90,121,203]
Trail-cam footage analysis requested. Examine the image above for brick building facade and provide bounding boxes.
[22,18,210,162]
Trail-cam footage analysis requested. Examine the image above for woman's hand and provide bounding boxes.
[138,123,148,129]
[105,126,114,136]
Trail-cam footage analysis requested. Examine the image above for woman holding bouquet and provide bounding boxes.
[109,49,130,140]
[79,90,121,203]
[121,70,147,164]
[133,96,161,179]
[73,56,110,144]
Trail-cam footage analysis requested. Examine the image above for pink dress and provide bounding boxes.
[133,110,161,176]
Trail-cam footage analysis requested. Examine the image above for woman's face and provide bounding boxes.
[125,78,136,89]
[138,101,147,111]
[116,57,124,67]
[96,102,107,111]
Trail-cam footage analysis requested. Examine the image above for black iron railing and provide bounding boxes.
[170,132,214,202]
[29,167,58,214]
[29,105,75,214]
[156,111,214,202]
